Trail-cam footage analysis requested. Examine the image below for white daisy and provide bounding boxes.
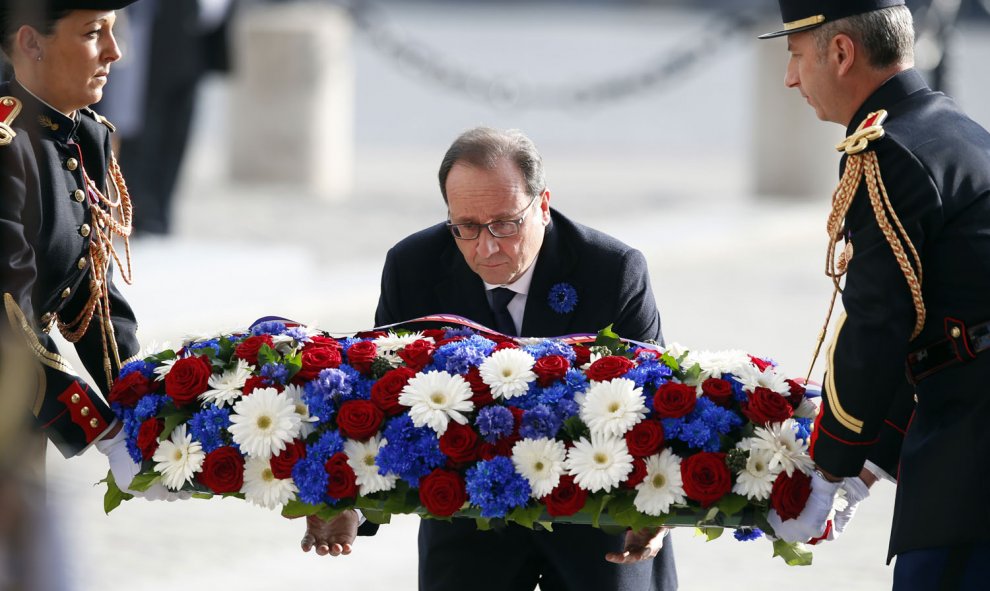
[634,449,687,516]
[374,331,432,353]
[512,438,567,498]
[732,448,777,501]
[398,370,474,435]
[228,387,303,459]
[152,357,179,382]
[579,378,647,438]
[479,348,537,400]
[564,434,634,493]
[344,436,398,495]
[242,456,298,510]
[746,420,814,476]
[794,396,821,420]
[152,425,205,491]
[282,384,320,438]
[200,358,254,407]
[685,349,751,380]
[733,363,790,395]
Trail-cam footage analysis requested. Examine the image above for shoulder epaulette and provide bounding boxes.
[83,107,116,133]
[0,96,22,146]
[836,109,888,155]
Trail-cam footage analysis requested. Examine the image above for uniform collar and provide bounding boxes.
[9,78,81,143]
[846,68,929,135]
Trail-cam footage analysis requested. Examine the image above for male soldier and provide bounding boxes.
[759,1,990,588]
[304,127,678,591]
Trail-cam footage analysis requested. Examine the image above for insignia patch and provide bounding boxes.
[38,115,60,132]
[0,96,21,146]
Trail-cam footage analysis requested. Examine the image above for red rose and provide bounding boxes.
[572,345,592,367]
[422,329,447,343]
[623,457,648,489]
[197,447,245,494]
[533,355,570,387]
[681,452,731,507]
[346,341,378,374]
[242,376,268,395]
[136,418,163,460]
[586,356,635,382]
[770,470,812,521]
[418,469,467,517]
[234,335,274,365]
[543,474,588,517]
[653,382,697,419]
[109,371,155,407]
[786,379,807,408]
[336,400,384,441]
[625,419,664,457]
[371,367,416,415]
[309,336,342,349]
[354,330,387,339]
[749,355,773,372]
[294,344,342,382]
[439,422,480,464]
[325,453,357,499]
[270,439,307,479]
[398,339,435,371]
[464,366,493,407]
[742,387,794,426]
[701,378,733,407]
[492,340,520,352]
[478,435,520,461]
[164,356,213,406]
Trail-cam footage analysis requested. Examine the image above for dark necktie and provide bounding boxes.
[490,287,517,336]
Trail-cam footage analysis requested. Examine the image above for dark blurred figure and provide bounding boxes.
[908,0,963,92]
[115,0,235,236]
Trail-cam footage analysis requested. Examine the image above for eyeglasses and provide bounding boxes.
[446,194,540,240]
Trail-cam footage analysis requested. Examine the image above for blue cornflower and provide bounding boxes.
[187,339,221,356]
[119,359,157,380]
[308,430,345,463]
[465,456,531,518]
[251,321,287,336]
[733,528,764,542]
[188,406,231,453]
[725,375,748,403]
[523,340,577,363]
[375,415,445,487]
[261,363,290,386]
[292,456,330,505]
[537,383,573,407]
[553,399,580,423]
[116,407,143,462]
[547,283,578,314]
[662,398,742,451]
[337,365,372,401]
[134,394,167,422]
[303,368,353,422]
[430,335,495,375]
[794,417,813,442]
[284,326,313,343]
[519,405,563,440]
[444,327,476,339]
[564,369,588,391]
[475,406,515,443]
[627,356,674,390]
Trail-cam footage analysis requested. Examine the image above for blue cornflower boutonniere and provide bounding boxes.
[547,282,578,314]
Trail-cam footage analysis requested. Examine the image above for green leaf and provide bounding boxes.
[150,349,177,363]
[561,416,590,442]
[316,505,347,522]
[584,494,612,529]
[383,482,419,515]
[192,492,214,500]
[537,521,554,533]
[284,351,303,379]
[475,517,492,531]
[700,527,724,542]
[659,352,680,372]
[257,343,279,367]
[772,540,814,566]
[683,362,703,384]
[218,337,235,363]
[702,506,719,523]
[159,407,190,441]
[593,325,630,356]
[716,494,749,517]
[102,470,133,514]
[507,504,545,530]
[127,471,161,492]
[361,509,392,525]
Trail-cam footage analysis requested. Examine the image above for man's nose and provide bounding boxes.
[476,230,500,258]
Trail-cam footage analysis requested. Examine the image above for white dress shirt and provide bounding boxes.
[483,254,539,335]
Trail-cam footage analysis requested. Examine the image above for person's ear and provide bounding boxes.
[539,189,551,225]
[16,25,46,62]
[832,33,857,77]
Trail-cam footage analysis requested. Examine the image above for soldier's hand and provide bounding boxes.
[605,527,668,564]
[301,510,359,557]
[767,469,841,543]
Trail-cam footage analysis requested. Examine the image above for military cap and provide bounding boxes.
[758,0,906,39]
[1,0,137,35]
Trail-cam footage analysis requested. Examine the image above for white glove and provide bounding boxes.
[767,470,841,543]
[95,428,180,501]
[832,476,869,538]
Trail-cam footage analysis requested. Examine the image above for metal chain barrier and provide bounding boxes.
[335,0,768,111]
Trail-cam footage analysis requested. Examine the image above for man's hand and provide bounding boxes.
[301,510,359,557]
[605,527,668,564]
[767,469,841,543]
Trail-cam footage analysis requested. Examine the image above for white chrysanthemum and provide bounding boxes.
[242,457,298,510]
[579,378,647,438]
[580,350,605,371]
[794,395,820,419]
[479,348,537,399]
[733,363,790,395]
[398,370,474,435]
[375,331,432,353]
[135,340,173,361]
[152,357,179,381]
[200,358,254,407]
[747,420,814,476]
[344,436,398,495]
[228,387,303,459]
[634,449,687,515]
[512,438,567,498]
[685,349,751,380]
[662,342,689,359]
[564,434,634,493]
[732,448,777,500]
[152,425,205,491]
[282,384,319,438]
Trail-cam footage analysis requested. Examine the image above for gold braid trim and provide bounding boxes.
[807,111,926,380]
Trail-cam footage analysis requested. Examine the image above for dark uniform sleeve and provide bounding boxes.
[810,141,934,477]
[610,249,664,346]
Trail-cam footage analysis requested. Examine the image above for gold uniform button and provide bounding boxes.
[80,406,91,417]
[66,157,79,171]
[77,257,88,270]
[80,224,91,237]
[89,418,100,429]
[70,393,81,404]
[61,287,71,299]
[73,189,86,202]
[950,326,962,339]
[1,98,13,107]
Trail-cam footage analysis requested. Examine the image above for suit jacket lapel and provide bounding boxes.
[522,213,578,338]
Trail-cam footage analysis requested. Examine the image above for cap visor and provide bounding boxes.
[757,23,823,39]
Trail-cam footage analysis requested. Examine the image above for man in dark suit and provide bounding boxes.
[759,2,990,588]
[303,127,676,591]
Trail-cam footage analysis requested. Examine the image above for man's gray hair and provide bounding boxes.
[438,127,547,203]
[812,5,914,69]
